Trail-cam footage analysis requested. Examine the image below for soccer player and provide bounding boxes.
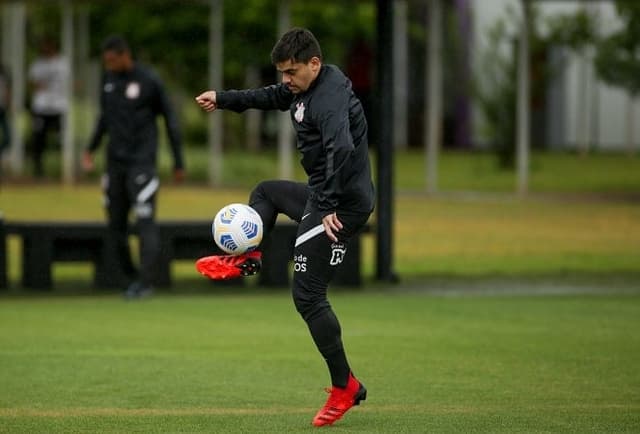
[82,35,185,298]
[195,28,375,426]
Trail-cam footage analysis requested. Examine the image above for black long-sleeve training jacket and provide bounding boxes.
[216,64,375,217]
[88,64,183,170]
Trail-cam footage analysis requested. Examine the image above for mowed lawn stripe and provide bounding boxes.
[3,403,638,418]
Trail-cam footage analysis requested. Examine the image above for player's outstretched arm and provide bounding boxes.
[197,85,293,113]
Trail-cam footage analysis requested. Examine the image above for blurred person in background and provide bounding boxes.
[28,37,69,178]
[82,35,185,299]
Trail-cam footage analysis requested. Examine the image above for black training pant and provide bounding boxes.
[249,180,371,386]
[103,164,160,287]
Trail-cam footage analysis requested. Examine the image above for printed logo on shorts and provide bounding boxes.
[330,243,347,266]
[294,253,307,273]
[294,102,305,123]
[104,82,115,93]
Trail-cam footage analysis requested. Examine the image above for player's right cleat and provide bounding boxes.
[195,250,262,280]
[312,373,367,427]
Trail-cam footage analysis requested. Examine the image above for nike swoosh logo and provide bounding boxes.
[301,213,311,221]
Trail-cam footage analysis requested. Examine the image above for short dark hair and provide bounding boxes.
[270,28,322,64]
[101,35,130,54]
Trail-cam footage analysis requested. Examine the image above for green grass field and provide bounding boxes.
[3,182,640,284]
[0,291,639,433]
[2,151,639,432]
[20,148,640,193]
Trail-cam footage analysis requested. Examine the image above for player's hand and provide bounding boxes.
[195,90,217,112]
[173,168,185,184]
[322,212,343,243]
[81,151,94,172]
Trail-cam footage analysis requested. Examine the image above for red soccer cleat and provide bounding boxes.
[312,373,367,427]
[195,251,262,280]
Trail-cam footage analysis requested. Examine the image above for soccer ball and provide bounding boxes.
[212,203,263,255]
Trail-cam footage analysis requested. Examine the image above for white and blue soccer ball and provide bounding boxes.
[212,203,263,255]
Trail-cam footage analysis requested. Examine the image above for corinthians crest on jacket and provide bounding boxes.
[294,102,305,123]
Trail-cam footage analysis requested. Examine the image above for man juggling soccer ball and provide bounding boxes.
[195,28,375,427]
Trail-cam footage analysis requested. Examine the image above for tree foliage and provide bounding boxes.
[594,0,640,96]
[84,0,374,93]
[87,1,210,92]
[545,8,594,53]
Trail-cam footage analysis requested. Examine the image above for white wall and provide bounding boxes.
[470,0,640,150]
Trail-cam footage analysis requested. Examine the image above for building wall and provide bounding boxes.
[470,0,640,151]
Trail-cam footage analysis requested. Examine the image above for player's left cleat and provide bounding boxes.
[312,373,367,427]
[195,250,262,280]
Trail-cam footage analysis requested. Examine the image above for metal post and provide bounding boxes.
[61,0,75,184]
[4,3,25,175]
[626,95,636,155]
[208,0,224,187]
[454,0,472,149]
[392,0,408,150]
[76,5,93,149]
[516,0,530,195]
[588,2,601,151]
[245,65,261,151]
[277,0,293,180]
[1,6,10,174]
[425,0,442,193]
[376,0,396,282]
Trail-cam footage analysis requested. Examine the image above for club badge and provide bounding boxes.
[294,102,305,123]
[126,82,140,99]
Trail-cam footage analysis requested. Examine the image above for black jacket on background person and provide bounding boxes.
[86,62,183,295]
[88,63,183,170]
[216,64,375,218]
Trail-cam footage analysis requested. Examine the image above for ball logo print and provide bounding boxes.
[212,204,263,255]
[220,207,238,224]
[218,234,239,253]
[241,220,259,238]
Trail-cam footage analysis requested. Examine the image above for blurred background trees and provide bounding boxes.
[594,0,640,154]
[2,0,638,183]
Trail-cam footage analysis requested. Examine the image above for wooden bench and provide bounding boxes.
[0,219,370,290]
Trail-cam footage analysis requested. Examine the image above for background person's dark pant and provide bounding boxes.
[30,113,61,177]
[0,107,10,153]
[103,164,160,288]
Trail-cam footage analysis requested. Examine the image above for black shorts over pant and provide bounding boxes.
[249,179,370,317]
